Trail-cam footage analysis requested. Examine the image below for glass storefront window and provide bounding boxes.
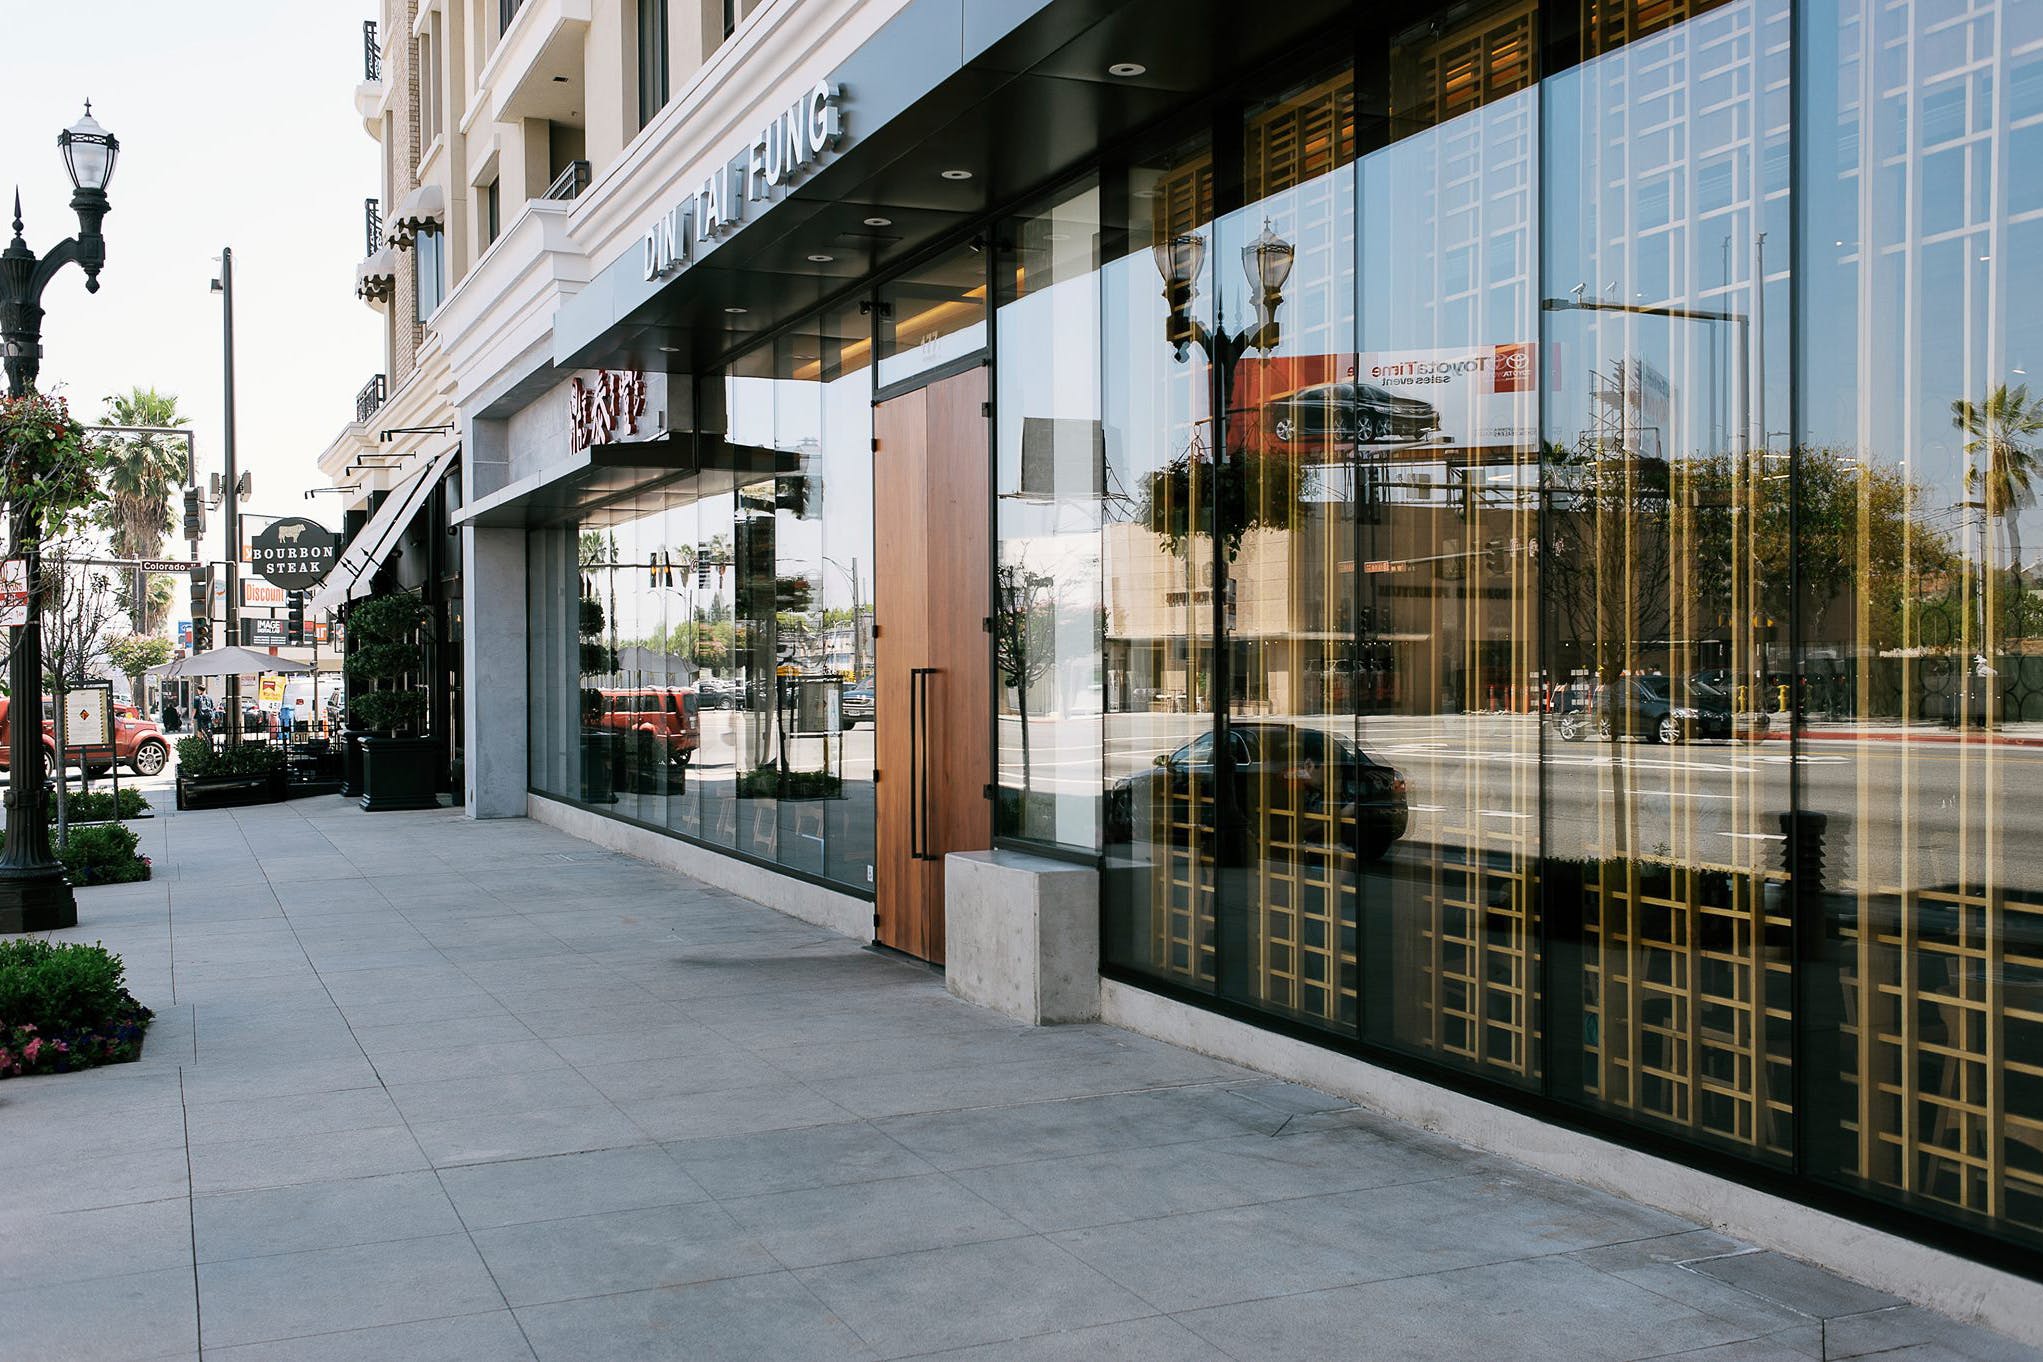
[995,181,1104,849]
[876,248,989,389]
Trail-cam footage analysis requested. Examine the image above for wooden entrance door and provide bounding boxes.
[872,365,992,963]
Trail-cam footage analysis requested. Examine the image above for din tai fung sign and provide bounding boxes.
[642,82,844,283]
[249,517,338,592]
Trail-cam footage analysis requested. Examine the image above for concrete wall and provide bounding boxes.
[463,526,529,818]
[1099,979,2043,1347]
[528,791,872,939]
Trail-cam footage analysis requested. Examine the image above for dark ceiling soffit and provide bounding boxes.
[552,0,1083,373]
[458,435,799,528]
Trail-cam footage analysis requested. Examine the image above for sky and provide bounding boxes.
[0,2,382,563]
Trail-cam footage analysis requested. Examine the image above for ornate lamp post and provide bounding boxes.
[1153,217,1291,996]
[0,103,118,933]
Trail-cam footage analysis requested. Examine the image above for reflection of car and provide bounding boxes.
[1266,382,1440,446]
[0,698,173,777]
[1107,722,1408,859]
[1557,675,1765,744]
[694,677,734,710]
[591,687,700,763]
[841,679,874,727]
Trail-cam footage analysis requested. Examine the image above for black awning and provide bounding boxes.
[456,433,802,529]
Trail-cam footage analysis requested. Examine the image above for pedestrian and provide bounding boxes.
[162,699,181,733]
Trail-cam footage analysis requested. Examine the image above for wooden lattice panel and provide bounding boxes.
[1582,860,1793,1157]
[1843,887,2043,1234]
[1418,845,1539,1074]
[1392,0,1537,132]
[1582,0,1737,57]
[1247,75,1357,200]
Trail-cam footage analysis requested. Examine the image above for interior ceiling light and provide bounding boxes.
[658,345,680,353]
[941,169,974,180]
[807,253,835,262]
[725,306,748,314]
[1108,62,1147,77]
[863,216,893,226]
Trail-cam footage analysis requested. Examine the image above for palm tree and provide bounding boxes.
[97,387,189,634]
[1952,381,2043,595]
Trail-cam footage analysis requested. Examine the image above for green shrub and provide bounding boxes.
[67,787,149,821]
[735,765,842,799]
[0,940,151,1078]
[178,740,286,779]
[0,939,128,1031]
[60,822,149,885]
[350,690,427,732]
[346,593,431,734]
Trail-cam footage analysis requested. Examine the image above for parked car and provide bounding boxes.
[1265,382,1441,446]
[1107,722,1408,860]
[1557,674,1766,744]
[694,677,735,710]
[590,686,700,764]
[841,679,874,728]
[0,697,173,777]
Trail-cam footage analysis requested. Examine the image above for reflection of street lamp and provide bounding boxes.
[0,103,119,933]
[1154,218,1291,998]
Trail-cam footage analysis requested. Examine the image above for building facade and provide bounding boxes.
[345,0,2043,1294]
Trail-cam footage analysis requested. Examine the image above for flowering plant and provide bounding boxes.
[0,391,111,527]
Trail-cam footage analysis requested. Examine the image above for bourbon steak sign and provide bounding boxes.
[250,517,338,591]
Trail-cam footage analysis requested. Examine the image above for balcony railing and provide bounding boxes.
[364,198,383,258]
[500,0,526,36]
[542,160,591,202]
[363,20,381,82]
[356,373,387,425]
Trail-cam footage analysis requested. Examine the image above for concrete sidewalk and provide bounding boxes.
[0,798,2034,1362]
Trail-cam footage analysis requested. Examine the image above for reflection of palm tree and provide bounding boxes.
[1952,382,2043,593]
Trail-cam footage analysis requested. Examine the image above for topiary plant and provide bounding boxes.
[345,593,431,734]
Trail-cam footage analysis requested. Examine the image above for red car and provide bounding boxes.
[591,686,700,764]
[0,697,173,777]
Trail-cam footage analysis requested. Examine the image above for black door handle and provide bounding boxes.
[910,667,937,861]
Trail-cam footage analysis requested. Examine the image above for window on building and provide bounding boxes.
[638,0,670,131]
[414,222,446,321]
[483,178,500,247]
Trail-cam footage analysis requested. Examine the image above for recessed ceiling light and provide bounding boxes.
[658,345,680,353]
[941,169,974,180]
[1108,62,1146,77]
[807,253,835,262]
[724,306,748,315]
[863,216,893,227]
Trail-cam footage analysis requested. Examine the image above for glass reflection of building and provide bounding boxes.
[513,0,2043,1263]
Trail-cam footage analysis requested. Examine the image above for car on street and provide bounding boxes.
[0,697,173,777]
[1265,382,1441,446]
[1106,721,1409,860]
[841,678,874,728]
[1556,674,1768,744]
[590,686,700,764]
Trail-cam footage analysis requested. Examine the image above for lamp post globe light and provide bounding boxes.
[0,103,118,933]
[1151,216,1291,997]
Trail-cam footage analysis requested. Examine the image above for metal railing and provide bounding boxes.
[363,20,381,82]
[364,198,383,258]
[542,160,592,202]
[356,373,387,424]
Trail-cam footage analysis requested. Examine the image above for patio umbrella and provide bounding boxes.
[144,646,314,679]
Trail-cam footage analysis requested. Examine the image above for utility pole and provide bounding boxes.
[213,248,240,742]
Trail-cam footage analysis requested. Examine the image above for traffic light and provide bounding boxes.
[182,487,204,540]
[286,591,306,645]
[191,615,212,651]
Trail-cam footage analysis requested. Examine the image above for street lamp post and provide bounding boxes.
[0,103,118,933]
[1153,218,1293,999]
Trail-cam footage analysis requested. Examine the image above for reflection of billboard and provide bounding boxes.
[1233,347,1541,455]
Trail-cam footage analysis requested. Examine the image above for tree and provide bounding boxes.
[37,532,124,691]
[995,563,1057,810]
[96,388,190,634]
[106,633,172,704]
[1951,381,2043,594]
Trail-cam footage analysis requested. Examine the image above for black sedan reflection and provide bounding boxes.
[1555,674,1768,744]
[1265,382,1441,445]
[1107,722,1410,860]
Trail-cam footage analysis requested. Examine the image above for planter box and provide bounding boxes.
[338,732,364,799]
[359,735,440,812]
[175,770,287,811]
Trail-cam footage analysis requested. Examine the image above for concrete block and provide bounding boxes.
[944,849,1099,1025]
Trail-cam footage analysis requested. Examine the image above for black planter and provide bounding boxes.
[175,769,288,811]
[359,735,441,812]
[338,731,364,799]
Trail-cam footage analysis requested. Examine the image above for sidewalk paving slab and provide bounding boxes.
[0,797,2033,1362]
